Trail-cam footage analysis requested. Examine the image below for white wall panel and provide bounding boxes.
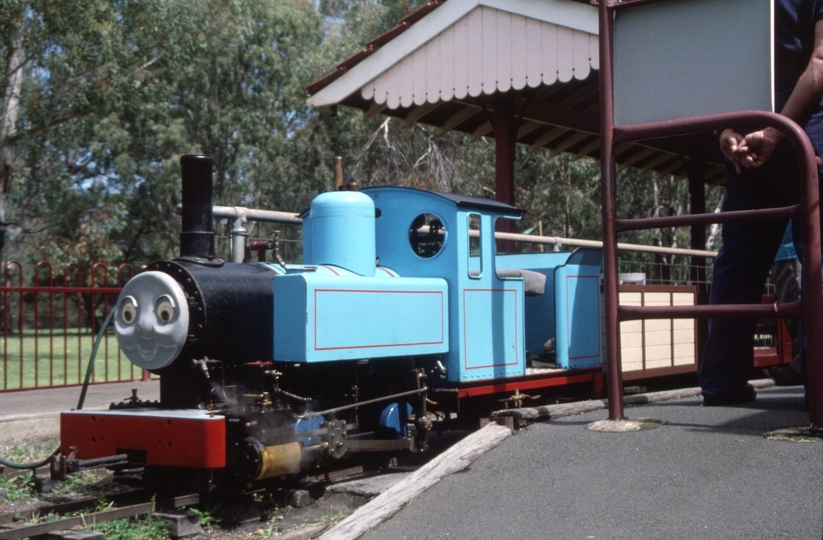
[481,6,498,95]
[425,33,440,103]
[467,8,484,97]
[496,11,513,93]
[556,25,574,83]
[510,15,528,91]
[413,46,428,106]
[543,19,560,86]
[525,17,544,88]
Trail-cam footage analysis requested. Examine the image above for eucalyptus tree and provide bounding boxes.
[1,0,327,267]
[0,0,176,266]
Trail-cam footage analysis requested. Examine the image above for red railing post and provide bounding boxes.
[0,260,133,393]
[117,264,135,379]
[4,261,23,389]
[92,262,109,383]
[64,262,83,385]
[34,262,54,388]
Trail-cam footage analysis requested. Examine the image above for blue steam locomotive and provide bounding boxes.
[60,155,602,492]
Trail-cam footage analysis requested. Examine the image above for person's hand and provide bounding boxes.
[741,127,784,169]
[719,129,748,174]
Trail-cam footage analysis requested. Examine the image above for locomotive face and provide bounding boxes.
[114,271,190,370]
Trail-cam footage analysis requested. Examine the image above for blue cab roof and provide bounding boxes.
[361,186,524,217]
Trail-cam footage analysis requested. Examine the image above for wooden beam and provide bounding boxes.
[658,158,686,177]
[437,105,482,135]
[519,100,599,134]
[613,142,635,159]
[363,102,388,120]
[469,120,493,142]
[528,127,566,152]
[399,102,440,128]
[452,96,599,135]
[516,121,543,139]
[618,147,656,169]
[637,152,676,174]
[553,131,590,154]
[572,137,602,160]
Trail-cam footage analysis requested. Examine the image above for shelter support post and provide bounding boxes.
[686,147,709,287]
[598,0,624,420]
[493,98,517,207]
[493,97,518,252]
[687,146,710,361]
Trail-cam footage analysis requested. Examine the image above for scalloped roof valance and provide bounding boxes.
[360,6,599,110]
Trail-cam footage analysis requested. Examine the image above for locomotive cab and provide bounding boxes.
[362,186,602,384]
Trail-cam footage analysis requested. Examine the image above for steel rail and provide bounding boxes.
[0,502,155,540]
[0,493,198,540]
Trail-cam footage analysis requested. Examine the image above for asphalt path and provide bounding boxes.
[363,385,822,540]
[0,380,159,423]
[0,380,160,447]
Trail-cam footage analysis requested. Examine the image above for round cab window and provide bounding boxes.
[409,213,446,258]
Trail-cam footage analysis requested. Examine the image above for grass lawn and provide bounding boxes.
[0,329,142,390]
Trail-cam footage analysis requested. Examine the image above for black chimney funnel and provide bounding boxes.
[180,154,215,260]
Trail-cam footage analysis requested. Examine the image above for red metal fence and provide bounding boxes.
[0,261,143,392]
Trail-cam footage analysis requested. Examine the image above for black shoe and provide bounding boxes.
[702,383,756,406]
[768,365,803,386]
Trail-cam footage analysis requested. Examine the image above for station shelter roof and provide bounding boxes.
[307,0,724,185]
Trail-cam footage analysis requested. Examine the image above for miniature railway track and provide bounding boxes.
[0,460,424,540]
[0,492,199,540]
[0,427,468,539]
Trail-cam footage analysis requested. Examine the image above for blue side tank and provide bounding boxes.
[302,191,376,277]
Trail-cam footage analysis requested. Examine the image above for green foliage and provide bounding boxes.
[0,471,33,502]
[253,522,282,539]
[1,0,722,274]
[89,515,170,540]
[1,442,52,463]
[2,0,328,266]
[190,504,222,526]
[516,151,601,238]
[318,506,351,523]
[53,470,116,497]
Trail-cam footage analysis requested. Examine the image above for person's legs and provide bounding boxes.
[700,141,798,400]
[795,112,823,399]
[700,219,786,397]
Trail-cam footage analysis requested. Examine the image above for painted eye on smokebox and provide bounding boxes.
[156,295,175,323]
[120,296,138,324]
